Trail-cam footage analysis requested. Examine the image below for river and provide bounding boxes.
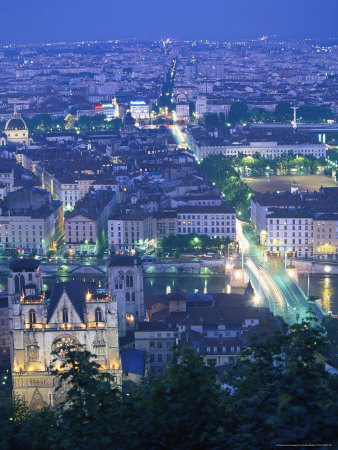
[0,273,337,315]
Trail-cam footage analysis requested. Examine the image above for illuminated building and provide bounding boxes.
[8,259,121,408]
[0,187,64,256]
[174,102,190,122]
[267,210,313,258]
[313,213,338,260]
[108,213,153,254]
[93,98,119,120]
[129,101,150,120]
[4,107,30,146]
[177,205,236,240]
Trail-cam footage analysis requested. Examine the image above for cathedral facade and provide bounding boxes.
[8,259,121,408]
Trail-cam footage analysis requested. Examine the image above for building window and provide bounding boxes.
[126,313,134,326]
[126,292,130,302]
[29,309,36,324]
[131,292,135,302]
[126,271,133,288]
[95,307,102,322]
[62,308,69,324]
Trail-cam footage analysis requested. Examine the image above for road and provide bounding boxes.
[237,220,324,324]
[170,124,188,148]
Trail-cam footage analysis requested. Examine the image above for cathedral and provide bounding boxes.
[8,259,122,408]
[2,107,30,146]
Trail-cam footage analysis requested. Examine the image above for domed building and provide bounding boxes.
[4,107,30,146]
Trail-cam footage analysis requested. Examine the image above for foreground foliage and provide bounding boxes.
[0,316,337,450]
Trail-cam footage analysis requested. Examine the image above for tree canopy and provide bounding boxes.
[0,315,337,449]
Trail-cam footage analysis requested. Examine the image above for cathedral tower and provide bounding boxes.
[107,255,144,337]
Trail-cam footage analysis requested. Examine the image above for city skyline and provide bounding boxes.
[0,0,337,44]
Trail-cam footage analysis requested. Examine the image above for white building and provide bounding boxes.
[177,205,236,239]
[190,137,326,160]
[206,103,231,116]
[195,98,207,119]
[108,213,153,254]
[0,188,64,256]
[175,103,190,122]
[267,211,313,258]
[130,101,150,120]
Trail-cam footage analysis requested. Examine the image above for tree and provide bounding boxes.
[274,102,293,122]
[131,348,227,449]
[0,320,337,449]
[204,113,219,128]
[52,347,126,449]
[227,102,249,124]
[225,314,338,448]
[250,107,272,122]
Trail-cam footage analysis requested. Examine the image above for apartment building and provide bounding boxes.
[41,169,120,211]
[0,168,14,191]
[139,291,276,374]
[195,97,207,119]
[0,188,64,255]
[134,322,177,376]
[152,211,177,240]
[175,103,190,121]
[267,209,313,258]
[65,190,116,256]
[313,213,338,260]
[251,192,300,243]
[108,213,153,254]
[177,205,236,239]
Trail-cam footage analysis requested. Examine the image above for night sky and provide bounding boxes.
[1,0,337,44]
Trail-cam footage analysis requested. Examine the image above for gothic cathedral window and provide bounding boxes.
[62,307,69,323]
[29,309,36,324]
[126,271,133,288]
[95,307,103,323]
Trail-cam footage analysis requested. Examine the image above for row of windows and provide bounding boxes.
[178,227,234,234]
[28,307,103,324]
[149,354,171,363]
[270,219,310,224]
[178,215,234,220]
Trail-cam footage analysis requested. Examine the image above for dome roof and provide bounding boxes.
[5,107,27,131]
[6,118,27,131]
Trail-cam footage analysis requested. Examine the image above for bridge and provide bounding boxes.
[251,123,338,132]
[236,220,324,324]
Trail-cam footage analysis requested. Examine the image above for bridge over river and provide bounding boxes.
[236,220,324,324]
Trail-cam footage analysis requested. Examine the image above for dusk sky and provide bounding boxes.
[1,0,337,44]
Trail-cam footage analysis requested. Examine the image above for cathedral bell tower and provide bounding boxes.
[107,255,144,337]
